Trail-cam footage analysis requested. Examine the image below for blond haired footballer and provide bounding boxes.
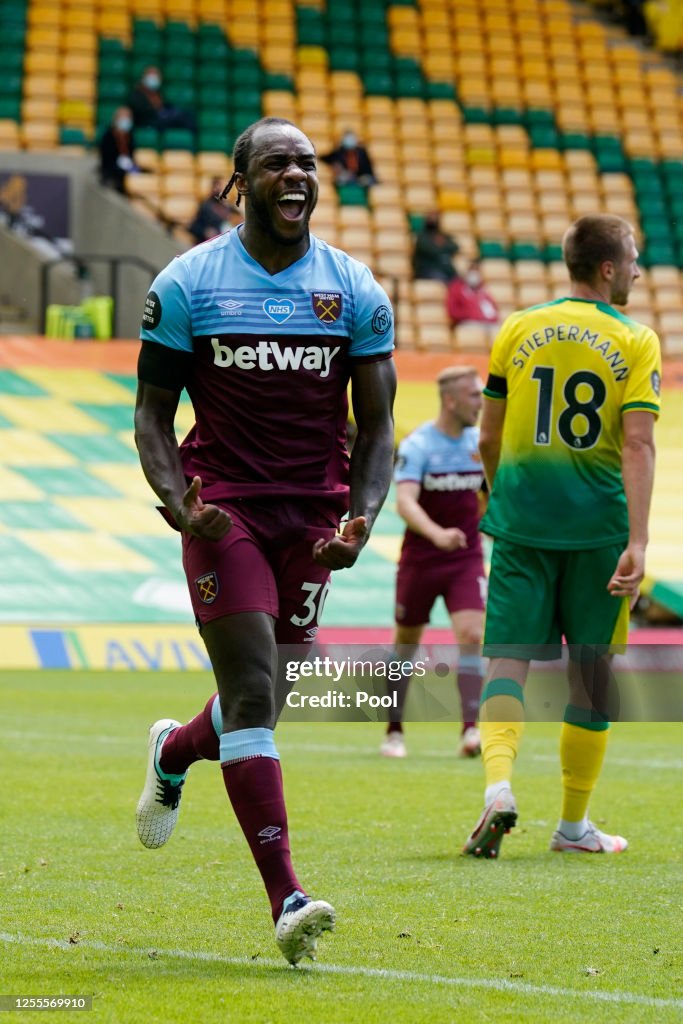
[463,215,660,858]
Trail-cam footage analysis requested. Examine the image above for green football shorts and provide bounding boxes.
[483,538,629,661]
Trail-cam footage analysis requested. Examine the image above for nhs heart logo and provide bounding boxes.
[263,297,295,324]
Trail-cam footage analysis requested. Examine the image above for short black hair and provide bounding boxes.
[219,117,300,206]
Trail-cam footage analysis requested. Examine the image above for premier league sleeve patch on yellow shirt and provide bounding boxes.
[195,571,219,604]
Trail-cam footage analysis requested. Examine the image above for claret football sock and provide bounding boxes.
[559,710,610,826]
[220,728,303,923]
[479,678,525,789]
[158,693,220,774]
[457,653,484,732]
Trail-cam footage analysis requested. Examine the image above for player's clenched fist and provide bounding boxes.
[176,475,233,541]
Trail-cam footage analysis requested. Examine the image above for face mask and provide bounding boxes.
[342,133,357,149]
[466,271,482,288]
[115,117,133,132]
[143,73,161,90]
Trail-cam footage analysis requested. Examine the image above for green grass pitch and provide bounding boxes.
[2,670,683,1023]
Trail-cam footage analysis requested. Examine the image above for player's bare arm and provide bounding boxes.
[134,380,232,541]
[608,409,656,598]
[478,396,506,489]
[313,358,396,569]
[396,480,466,551]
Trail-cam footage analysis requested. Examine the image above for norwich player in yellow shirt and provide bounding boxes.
[463,214,661,858]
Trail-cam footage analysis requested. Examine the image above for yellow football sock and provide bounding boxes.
[479,679,525,788]
[560,712,610,823]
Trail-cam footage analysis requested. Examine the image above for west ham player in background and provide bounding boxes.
[133,118,396,965]
[380,366,487,759]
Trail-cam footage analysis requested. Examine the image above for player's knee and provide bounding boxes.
[458,626,484,647]
[222,678,275,729]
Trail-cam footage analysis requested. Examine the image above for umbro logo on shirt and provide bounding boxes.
[217,299,244,316]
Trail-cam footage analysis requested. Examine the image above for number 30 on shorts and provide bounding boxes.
[290,580,331,627]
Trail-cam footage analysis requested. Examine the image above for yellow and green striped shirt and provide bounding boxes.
[481,297,661,549]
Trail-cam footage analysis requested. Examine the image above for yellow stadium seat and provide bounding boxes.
[28,5,62,28]
[26,26,61,49]
[21,121,59,149]
[97,11,130,40]
[59,77,97,103]
[160,150,195,173]
[0,119,20,149]
[161,195,197,225]
[453,322,493,352]
[125,173,160,201]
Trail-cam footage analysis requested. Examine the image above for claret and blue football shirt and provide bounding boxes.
[140,227,394,514]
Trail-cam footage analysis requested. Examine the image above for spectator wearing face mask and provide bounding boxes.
[99,106,142,194]
[127,66,197,134]
[321,130,377,188]
[188,177,243,244]
[412,210,460,283]
[446,260,500,328]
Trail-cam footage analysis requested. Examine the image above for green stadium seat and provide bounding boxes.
[336,182,370,206]
[509,242,545,260]
[60,127,89,146]
[163,60,195,84]
[329,49,360,72]
[97,78,129,103]
[0,75,22,100]
[358,4,388,26]
[394,70,425,98]
[642,242,676,266]
[166,20,193,37]
[327,0,357,20]
[0,97,20,119]
[638,194,667,218]
[426,82,457,100]
[478,241,510,259]
[99,54,128,79]
[262,73,294,91]
[198,109,230,132]
[96,103,118,130]
[232,87,261,110]
[529,126,560,148]
[134,126,161,149]
[359,23,389,47]
[197,24,226,40]
[543,244,564,263]
[327,25,357,47]
[164,82,197,107]
[297,23,325,46]
[359,48,392,73]
[198,65,229,87]
[642,217,672,243]
[595,151,627,173]
[198,129,232,154]
[99,38,126,55]
[198,38,230,61]
[131,39,163,62]
[232,111,260,135]
[161,128,195,151]
[493,108,524,125]
[363,70,393,95]
[0,49,23,73]
[164,37,196,60]
[462,107,491,123]
[559,132,592,150]
[229,64,262,87]
[525,109,555,128]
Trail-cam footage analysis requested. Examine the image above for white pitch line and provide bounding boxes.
[1,933,682,1011]
[2,731,683,770]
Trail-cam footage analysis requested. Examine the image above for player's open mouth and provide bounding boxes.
[277,192,306,221]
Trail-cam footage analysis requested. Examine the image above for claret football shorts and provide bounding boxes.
[182,498,338,644]
[483,537,629,660]
[395,550,487,627]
